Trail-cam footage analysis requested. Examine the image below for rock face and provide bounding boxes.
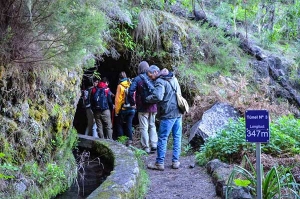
[238,34,300,109]
[189,102,240,148]
[0,64,82,198]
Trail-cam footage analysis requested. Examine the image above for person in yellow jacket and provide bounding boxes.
[115,71,136,146]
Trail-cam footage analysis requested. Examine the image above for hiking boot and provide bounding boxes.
[172,161,180,169]
[126,140,133,147]
[144,147,150,154]
[150,147,157,154]
[147,162,164,171]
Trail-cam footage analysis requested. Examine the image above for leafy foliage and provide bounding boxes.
[0,154,17,180]
[0,0,107,68]
[195,116,300,166]
[226,155,300,199]
[113,26,136,51]
[117,135,129,144]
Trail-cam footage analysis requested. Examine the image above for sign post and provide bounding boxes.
[245,110,269,199]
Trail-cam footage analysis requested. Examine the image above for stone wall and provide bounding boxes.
[78,135,141,199]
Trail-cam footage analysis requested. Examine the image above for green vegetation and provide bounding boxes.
[0,0,107,68]
[130,146,149,198]
[195,115,300,198]
[226,156,300,199]
[0,153,17,180]
[1,0,300,198]
[195,115,300,166]
[117,135,129,144]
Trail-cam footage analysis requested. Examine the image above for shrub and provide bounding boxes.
[0,0,107,68]
[195,116,300,166]
[226,155,300,199]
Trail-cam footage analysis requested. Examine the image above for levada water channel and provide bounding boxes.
[54,146,113,199]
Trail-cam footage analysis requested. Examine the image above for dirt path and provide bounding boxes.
[143,151,221,199]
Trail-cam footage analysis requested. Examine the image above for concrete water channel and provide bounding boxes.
[55,135,141,199]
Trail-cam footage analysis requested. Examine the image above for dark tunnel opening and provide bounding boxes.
[73,54,138,137]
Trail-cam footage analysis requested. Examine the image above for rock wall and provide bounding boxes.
[0,63,82,198]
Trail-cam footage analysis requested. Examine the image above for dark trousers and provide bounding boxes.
[116,109,135,141]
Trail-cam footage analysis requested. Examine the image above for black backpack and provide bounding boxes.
[139,74,153,103]
[122,87,130,108]
[91,88,109,111]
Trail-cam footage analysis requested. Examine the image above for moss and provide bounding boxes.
[13,111,22,120]
[0,137,14,163]
[99,179,114,190]
[27,70,36,86]
[16,146,28,163]
[70,78,76,85]
[66,127,78,149]
[6,120,18,133]
[93,141,114,164]
[53,113,63,133]
[0,65,5,79]
[92,191,113,199]
[28,104,49,122]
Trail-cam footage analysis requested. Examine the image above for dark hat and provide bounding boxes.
[138,61,149,74]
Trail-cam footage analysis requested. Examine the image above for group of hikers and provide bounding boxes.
[81,61,184,170]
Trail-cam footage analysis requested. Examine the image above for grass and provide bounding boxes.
[134,9,160,50]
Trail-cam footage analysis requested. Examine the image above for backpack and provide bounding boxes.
[138,74,153,104]
[91,87,109,111]
[176,92,189,113]
[121,86,136,110]
[123,87,130,108]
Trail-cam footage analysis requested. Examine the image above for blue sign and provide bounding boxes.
[245,110,270,143]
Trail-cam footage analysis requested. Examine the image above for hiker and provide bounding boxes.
[128,61,158,153]
[100,77,115,123]
[82,82,98,138]
[144,65,183,170]
[115,71,136,146]
[101,77,115,99]
[91,78,114,139]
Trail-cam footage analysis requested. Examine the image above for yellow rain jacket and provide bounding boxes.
[115,78,131,115]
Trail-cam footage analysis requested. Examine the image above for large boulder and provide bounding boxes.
[188,102,240,148]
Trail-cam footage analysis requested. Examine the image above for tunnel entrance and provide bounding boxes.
[73,54,137,137]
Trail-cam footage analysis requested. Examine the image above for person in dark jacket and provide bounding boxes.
[83,81,98,138]
[91,78,114,139]
[128,61,158,153]
[145,65,183,171]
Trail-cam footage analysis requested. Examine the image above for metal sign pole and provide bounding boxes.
[245,110,270,199]
[256,143,262,199]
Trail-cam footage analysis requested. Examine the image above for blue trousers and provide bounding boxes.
[156,117,182,164]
